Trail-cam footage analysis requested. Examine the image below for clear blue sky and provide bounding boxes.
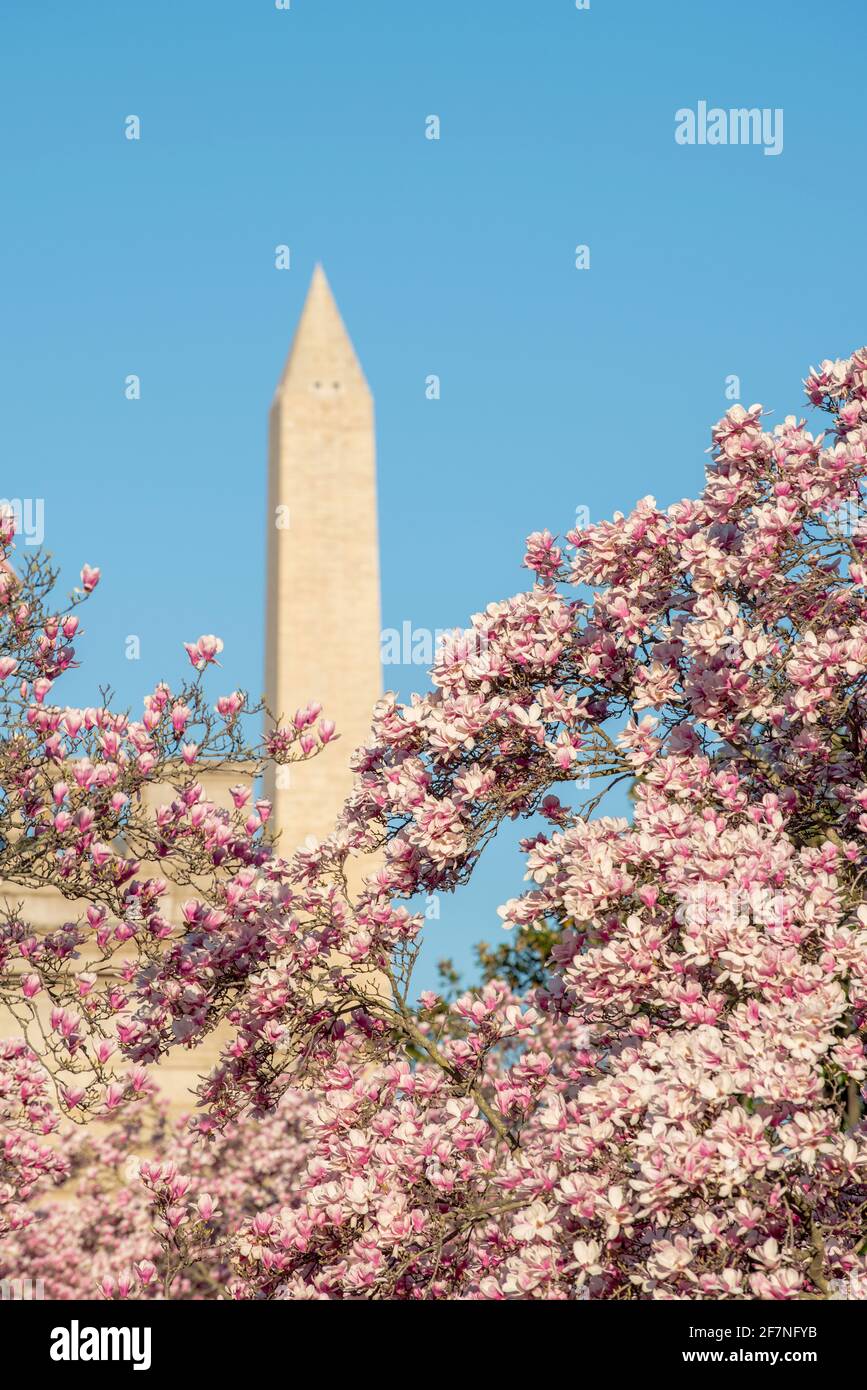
[1,0,865,992]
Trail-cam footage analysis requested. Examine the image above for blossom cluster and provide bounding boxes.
[2,349,867,1299]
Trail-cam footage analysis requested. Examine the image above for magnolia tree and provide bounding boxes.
[0,1088,313,1298]
[0,540,332,1238]
[2,347,867,1301]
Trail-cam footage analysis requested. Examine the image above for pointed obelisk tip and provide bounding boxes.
[303,262,337,312]
[306,261,326,294]
[277,262,367,393]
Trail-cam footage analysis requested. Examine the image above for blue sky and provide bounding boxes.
[1,0,865,992]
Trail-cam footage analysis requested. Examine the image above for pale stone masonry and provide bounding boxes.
[0,266,383,1111]
[264,264,382,853]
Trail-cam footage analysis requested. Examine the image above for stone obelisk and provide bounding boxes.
[264,265,382,853]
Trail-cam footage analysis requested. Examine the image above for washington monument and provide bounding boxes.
[265,264,382,851]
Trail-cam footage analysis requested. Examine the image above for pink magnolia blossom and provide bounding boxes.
[183,635,224,671]
[3,347,867,1302]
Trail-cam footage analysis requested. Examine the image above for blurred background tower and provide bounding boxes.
[264,264,382,852]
